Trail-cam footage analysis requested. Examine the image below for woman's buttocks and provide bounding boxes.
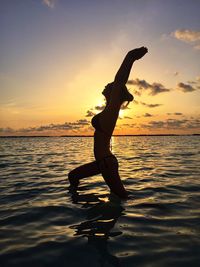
[93,131,112,160]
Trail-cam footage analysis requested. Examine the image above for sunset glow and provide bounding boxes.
[0,0,200,136]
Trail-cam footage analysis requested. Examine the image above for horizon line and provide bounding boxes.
[0,134,200,138]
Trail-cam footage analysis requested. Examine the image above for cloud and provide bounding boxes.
[132,90,142,96]
[133,99,161,108]
[131,113,154,118]
[76,119,89,125]
[0,119,90,135]
[174,112,183,116]
[1,117,199,135]
[167,112,183,116]
[172,29,200,50]
[127,78,170,96]
[146,121,165,128]
[128,79,149,89]
[129,76,199,97]
[120,123,136,128]
[177,82,196,92]
[85,110,96,117]
[140,101,162,108]
[185,119,200,129]
[173,29,200,42]
[144,113,153,117]
[141,118,200,130]
[42,0,57,8]
[124,116,132,119]
[166,119,188,128]
[149,83,170,95]
[181,77,200,91]
[0,127,16,133]
[95,105,105,111]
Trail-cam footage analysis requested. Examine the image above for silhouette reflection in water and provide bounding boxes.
[69,186,125,267]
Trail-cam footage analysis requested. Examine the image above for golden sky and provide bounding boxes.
[0,0,200,135]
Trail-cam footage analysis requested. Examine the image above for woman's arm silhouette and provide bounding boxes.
[109,47,148,106]
[115,47,148,84]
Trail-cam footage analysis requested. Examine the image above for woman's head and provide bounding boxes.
[102,82,134,104]
[102,82,113,100]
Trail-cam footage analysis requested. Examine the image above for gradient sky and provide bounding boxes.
[0,0,200,135]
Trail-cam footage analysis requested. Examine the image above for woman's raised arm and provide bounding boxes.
[114,47,148,85]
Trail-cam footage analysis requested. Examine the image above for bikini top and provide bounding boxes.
[91,113,111,137]
[91,113,103,132]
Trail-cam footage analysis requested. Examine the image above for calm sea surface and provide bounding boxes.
[0,136,200,267]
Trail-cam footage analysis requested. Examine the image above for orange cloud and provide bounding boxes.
[173,29,200,42]
[127,78,170,96]
[172,29,200,50]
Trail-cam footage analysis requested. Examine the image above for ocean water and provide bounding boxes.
[0,136,200,267]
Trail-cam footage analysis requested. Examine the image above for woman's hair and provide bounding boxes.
[104,83,134,106]
[120,85,134,104]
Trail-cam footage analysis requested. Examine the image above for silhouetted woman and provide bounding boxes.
[68,47,148,198]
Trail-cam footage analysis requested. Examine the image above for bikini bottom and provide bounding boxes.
[96,154,118,172]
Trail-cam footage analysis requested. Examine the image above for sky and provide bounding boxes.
[0,0,200,136]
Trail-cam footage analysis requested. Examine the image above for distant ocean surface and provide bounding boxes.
[0,136,200,267]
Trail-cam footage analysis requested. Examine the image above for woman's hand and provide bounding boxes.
[129,47,148,60]
[114,46,148,85]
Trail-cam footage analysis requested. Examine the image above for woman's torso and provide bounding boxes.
[92,106,120,160]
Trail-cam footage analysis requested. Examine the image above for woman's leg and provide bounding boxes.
[68,161,100,186]
[98,156,128,198]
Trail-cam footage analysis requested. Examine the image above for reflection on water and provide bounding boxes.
[69,186,124,267]
[0,136,200,266]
